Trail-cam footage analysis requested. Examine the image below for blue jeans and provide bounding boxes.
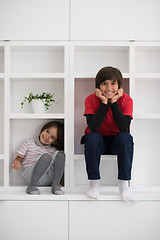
[84,132,134,180]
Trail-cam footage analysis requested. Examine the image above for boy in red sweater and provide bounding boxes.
[82,66,134,201]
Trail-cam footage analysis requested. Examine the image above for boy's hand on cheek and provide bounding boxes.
[111,88,123,104]
[95,88,108,104]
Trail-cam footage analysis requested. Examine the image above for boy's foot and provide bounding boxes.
[87,180,100,200]
[118,180,132,202]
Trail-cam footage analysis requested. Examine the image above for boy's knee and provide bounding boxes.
[116,132,133,145]
[85,132,103,146]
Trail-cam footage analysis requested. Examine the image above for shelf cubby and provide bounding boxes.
[9,78,64,114]
[73,43,131,189]
[74,46,129,77]
[134,119,160,187]
[134,78,160,115]
[135,46,160,73]
[9,118,64,186]
[74,156,118,188]
[10,46,64,73]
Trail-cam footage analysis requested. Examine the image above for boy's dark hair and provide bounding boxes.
[40,121,64,150]
[95,66,123,89]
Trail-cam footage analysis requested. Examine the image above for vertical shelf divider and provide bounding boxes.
[4,42,10,189]
[129,41,136,189]
[64,43,70,190]
[69,44,75,189]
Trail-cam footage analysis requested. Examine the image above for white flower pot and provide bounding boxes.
[31,99,46,113]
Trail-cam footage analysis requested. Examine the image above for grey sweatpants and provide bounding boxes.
[23,151,61,186]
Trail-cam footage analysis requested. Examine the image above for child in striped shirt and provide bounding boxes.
[12,121,65,195]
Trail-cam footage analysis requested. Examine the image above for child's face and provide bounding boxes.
[40,127,57,146]
[99,79,119,99]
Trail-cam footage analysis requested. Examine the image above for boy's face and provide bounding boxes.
[40,127,57,146]
[99,79,119,99]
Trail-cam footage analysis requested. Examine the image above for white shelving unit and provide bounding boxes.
[0,40,160,199]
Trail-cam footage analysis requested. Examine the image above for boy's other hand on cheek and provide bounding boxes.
[95,88,108,104]
[111,88,123,104]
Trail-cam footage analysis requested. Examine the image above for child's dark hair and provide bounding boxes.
[40,121,64,150]
[95,66,123,89]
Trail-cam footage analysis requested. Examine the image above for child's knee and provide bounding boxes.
[85,132,103,145]
[116,132,133,145]
[39,153,52,163]
[53,151,65,164]
[56,151,65,161]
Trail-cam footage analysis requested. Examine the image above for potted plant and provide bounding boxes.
[21,92,56,113]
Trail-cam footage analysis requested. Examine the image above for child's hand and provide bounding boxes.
[111,88,123,103]
[12,160,21,170]
[95,88,108,104]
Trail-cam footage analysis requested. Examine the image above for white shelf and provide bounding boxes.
[132,185,160,193]
[134,114,160,119]
[71,41,131,47]
[10,73,65,79]
[74,154,117,161]
[134,42,160,47]
[0,189,160,201]
[8,41,68,47]
[134,73,160,79]
[74,73,130,79]
[9,113,65,119]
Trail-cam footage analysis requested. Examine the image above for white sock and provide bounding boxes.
[87,180,100,200]
[118,180,132,202]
